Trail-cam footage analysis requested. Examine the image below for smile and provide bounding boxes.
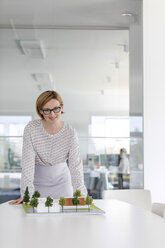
[49,117,57,120]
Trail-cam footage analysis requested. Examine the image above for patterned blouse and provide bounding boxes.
[20,119,87,198]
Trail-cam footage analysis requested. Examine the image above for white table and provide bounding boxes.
[1,199,165,248]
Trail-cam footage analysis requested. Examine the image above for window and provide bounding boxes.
[0,116,32,172]
[88,116,130,155]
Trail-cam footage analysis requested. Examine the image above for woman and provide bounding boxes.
[9,90,87,205]
[118,148,130,189]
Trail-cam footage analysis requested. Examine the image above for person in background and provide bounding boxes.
[9,90,87,205]
[118,148,130,189]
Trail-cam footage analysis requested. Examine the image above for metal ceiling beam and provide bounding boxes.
[0,24,129,30]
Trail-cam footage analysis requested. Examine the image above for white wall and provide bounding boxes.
[144,0,165,202]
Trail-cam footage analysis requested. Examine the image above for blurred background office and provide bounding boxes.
[0,0,143,203]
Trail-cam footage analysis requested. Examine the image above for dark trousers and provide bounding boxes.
[118,173,123,189]
[118,173,130,189]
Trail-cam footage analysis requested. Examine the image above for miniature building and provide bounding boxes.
[35,197,87,212]
[64,197,85,206]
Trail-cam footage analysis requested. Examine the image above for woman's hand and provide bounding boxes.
[8,197,23,205]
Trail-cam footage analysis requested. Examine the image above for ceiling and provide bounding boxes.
[0,0,141,27]
[0,0,142,134]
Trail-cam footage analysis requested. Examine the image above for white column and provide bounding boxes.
[129,4,143,189]
[144,0,165,202]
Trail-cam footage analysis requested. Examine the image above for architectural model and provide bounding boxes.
[22,187,105,215]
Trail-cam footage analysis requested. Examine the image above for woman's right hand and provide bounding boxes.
[8,197,23,205]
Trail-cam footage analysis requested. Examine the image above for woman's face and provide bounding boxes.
[120,152,126,159]
[40,99,63,124]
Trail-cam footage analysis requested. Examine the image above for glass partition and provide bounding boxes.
[0,116,31,203]
[0,134,143,201]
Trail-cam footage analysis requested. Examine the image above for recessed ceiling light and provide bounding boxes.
[121,12,133,17]
[32,73,56,91]
[101,89,104,95]
[18,40,45,58]
[32,73,53,83]
[118,44,129,53]
[106,76,111,83]
[110,62,119,69]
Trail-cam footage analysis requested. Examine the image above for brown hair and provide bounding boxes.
[36,90,64,119]
[120,148,127,154]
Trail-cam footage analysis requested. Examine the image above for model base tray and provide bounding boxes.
[22,204,105,216]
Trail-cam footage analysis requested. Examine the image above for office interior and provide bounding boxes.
[0,0,144,204]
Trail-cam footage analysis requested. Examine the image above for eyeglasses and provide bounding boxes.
[41,106,62,115]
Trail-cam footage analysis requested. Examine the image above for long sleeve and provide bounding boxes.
[20,124,35,198]
[118,158,130,174]
[68,129,87,196]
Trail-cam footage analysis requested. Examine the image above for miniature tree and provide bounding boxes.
[72,197,80,212]
[30,197,39,213]
[85,195,93,211]
[59,197,66,212]
[23,186,30,205]
[32,190,40,199]
[45,196,53,213]
[74,190,81,198]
